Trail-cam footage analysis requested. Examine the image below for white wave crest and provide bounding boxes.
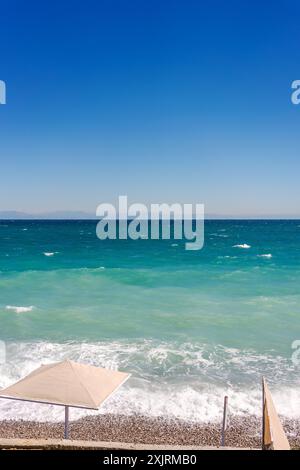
[43,252,59,257]
[258,254,272,259]
[233,244,251,249]
[5,305,35,314]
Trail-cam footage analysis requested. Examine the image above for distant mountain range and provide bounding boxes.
[0,211,96,219]
[0,211,299,220]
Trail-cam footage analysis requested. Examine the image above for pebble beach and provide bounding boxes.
[0,414,299,449]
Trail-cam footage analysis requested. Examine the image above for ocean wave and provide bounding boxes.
[233,244,251,249]
[257,254,272,259]
[43,252,59,257]
[5,305,35,314]
[0,340,298,423]
[210,233,229,238]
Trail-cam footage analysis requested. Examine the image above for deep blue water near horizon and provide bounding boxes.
[0,219,300,422]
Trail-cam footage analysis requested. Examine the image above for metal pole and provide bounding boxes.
[221,395,228,446]
[64,405,69,439]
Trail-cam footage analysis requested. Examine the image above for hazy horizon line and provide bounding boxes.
[0,210,300,220]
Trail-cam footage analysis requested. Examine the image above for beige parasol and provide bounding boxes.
[262,377,290,450]
[0,359,130,438]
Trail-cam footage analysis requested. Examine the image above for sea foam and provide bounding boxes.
[5,305,34,314]
[0,340,299,423]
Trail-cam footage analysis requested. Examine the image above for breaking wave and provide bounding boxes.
[5,305,35,314]
[0,340,299,423]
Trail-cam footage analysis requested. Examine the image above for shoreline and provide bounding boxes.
[0,414,299,449]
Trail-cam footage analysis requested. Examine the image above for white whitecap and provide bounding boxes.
[258,254,272,259]
[43,252,59,257]
[233,244,251,249]
[5,305,34,314]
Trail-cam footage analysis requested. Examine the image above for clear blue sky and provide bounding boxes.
[0,0,300,216]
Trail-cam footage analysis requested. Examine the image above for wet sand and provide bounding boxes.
[0,414,299,449]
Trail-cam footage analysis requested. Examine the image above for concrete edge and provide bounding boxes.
[0,438,258,450]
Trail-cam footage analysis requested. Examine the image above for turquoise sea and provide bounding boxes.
[0,219,300,422]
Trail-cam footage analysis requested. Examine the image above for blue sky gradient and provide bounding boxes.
[0,0,300,216]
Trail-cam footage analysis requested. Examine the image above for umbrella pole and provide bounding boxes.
[64,405,69,439]
[221,395,228,446]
